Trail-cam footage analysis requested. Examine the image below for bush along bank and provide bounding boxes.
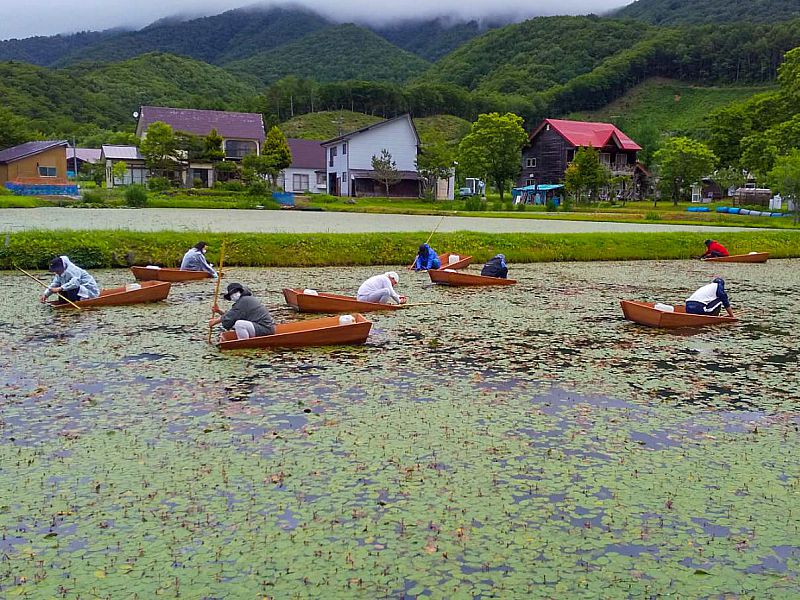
[1,230,800,270]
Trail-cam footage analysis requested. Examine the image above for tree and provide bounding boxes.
[111,160,128,185]
[140,121,179,178]
[713,166,746,197]
[371,149,401,197]
[0,106,34,149]
[416,137,455,201]
[652,137,717,205]
[242,153,274,186]
[563,147,610,205]
[457,112,528,201]
[768,150,800,224]
[740,134,779,184]
[203,129,225,162]
[262,126,292,187]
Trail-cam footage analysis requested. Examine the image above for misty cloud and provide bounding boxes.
[0,0,632,41]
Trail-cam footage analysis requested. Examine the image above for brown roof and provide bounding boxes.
[0,140,67,164]
[137,106,265,142]
[287,138,325,170]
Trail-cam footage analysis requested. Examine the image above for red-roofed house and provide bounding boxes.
[278,139,327,194]
[136,106,266,188]
[518,118,649,198]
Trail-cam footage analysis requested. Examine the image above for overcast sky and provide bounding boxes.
[0,0,632,41]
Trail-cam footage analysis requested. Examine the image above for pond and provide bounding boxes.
[1,260,798,598]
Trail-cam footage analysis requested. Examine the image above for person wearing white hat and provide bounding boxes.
[356,271,406,305]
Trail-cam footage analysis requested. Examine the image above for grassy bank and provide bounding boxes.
[2,229,799,270]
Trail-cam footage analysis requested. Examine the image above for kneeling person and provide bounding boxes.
[685,277,734,317]
[357,271,406,305]
[481,254,508,278]
[40,256,100,304]
[210,283,275,339]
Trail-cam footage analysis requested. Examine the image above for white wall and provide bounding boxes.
[348,118,417,171]
[282,168,326,194]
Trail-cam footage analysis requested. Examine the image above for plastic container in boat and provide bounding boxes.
[338,314,355,325]
[125,283,142,291]
[303,289,318,295]
[654,303,674,312]
[448,254,460,265]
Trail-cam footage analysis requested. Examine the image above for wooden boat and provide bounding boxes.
[51,281,171,309]
[620,300,738,328]
[428,268,517,287]
[703,252,769,263]
[217,313,372,350]
[131,266,213,282]
[436,252,472,270]
[283,288,402,313]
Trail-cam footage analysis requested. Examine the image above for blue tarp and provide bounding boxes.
[272,192,295,207]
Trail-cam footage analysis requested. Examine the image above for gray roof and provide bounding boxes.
[0,140,67,164]
[101,145,144,160]
[322,114,420,146]
[137,106,265,142]
[68,147,102,163]
[287,138,325,169]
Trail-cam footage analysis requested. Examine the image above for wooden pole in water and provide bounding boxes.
[15,264,83,310]
[409,214,447,269]
[207,241,226,344]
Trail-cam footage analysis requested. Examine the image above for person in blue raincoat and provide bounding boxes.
[180,241,217,277]
[481,254,508,278]
[412,243,441,271]
[39,256,100,304]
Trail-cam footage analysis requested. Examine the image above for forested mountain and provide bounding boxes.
[373,19,491,62]
[225,24,431,85]
[613,0,800,25]
[0,30,122,66]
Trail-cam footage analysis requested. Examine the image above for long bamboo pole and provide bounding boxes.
[207,242,227,344]
[408,214,447,269]
[16,265,83,310]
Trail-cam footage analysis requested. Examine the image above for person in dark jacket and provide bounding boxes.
[209,283,275,339]
[700,239,730,259]
[412,243,441,271]
[685,277,735,317]
[481,254,508,278]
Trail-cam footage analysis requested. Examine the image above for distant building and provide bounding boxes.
[321,114,420,197]
[67,147,101,178]
[519,118,650,198]
[280,138,327,194]
[100,145,148,188]
[135,106,266,188]
[0,140,77,195]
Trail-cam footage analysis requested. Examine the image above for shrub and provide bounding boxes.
[248,180,269,197]
[516,202,526,212]
[546,198,558,212]
[82,190,105,204]
[125,185,148,207]
[504,201,513,211]
[221,181,246,193]
[464,196,484,211]
[147,177,170,192]
[645,211,661,221]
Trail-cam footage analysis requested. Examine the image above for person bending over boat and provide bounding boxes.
[181,241,218,277]
[685,277,735,317]
[481,254,508,278]
[700,239,729,259]
[209,283,275,339]
[357,271,406,305]
[412,243,441,271]
[39,256,100,304]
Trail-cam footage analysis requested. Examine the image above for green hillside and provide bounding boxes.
[613,0,800,25]
[414,115,472,146]
[566,78,775,137]
[226,24,431,85]
[0,53,259,137]
[280,111,383,141]
[0,30,121,66]
[373,19,488,61]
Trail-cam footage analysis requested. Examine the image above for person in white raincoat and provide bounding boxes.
[39,256,100,304]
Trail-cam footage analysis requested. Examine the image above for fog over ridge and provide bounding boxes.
[0,0,632,40]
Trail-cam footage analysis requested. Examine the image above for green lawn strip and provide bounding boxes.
[2,229,799,269]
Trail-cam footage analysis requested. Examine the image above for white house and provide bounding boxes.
[100,145,148,188]
[321,114,420,197]
[279,138,327,194]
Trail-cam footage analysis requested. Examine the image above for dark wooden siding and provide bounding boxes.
[518,128,574,187]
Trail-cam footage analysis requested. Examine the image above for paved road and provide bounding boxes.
[0,207,764,234]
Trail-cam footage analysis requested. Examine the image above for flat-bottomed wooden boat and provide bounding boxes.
[436,252,472,270]
[428,269,516,287]
[217,313,372,350]
[620,300,738,328]
[283,288,403,313]
[131,266,213,282]
[703,252,769,263]
[51,281,171,309]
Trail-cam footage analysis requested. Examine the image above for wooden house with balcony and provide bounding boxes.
[135,106,265,188]
[518,119,650,199]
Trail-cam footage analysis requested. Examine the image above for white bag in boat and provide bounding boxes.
[339,314,355,325]
[145,265,161,269]
[303,289,319,295]
[126,283,142,291]
[654,302,674,312]
[444,269,457,273]
[448,254,460,265]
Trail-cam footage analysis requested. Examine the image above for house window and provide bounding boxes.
[342,143,347,155]
[525,157,536,168]
[525,179,536,186]
[329,147,337,167]
[316,172,326,185]
[615,154,628,168]
[38,166,57,177]
[600,152,611,166]
[224,140,257,159]
[293,173,310,191]
[566,149,575,162]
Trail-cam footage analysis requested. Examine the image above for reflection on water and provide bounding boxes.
[0,260,798,597]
